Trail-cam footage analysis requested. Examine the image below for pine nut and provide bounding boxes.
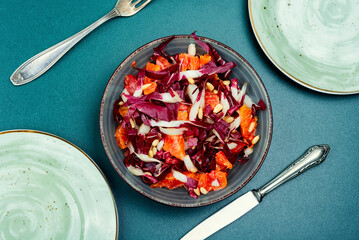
[194,187,200,196]
[198,107,203,120]
[188,43,196,56]
[200,187,208,195]
[141,83,151,90]
[252,135,260,145]
[213,104,223,113]
[224,116,234,123]
[223,80,230,85]
[248,122,256,133]
[152,139,159,147]
[206,82,214,91]
[213,90,218,94]
[148,149,154,158]
[152,146,157,156]
[119,101,124,106]
[130,118,136,128]
[187,78,195,84]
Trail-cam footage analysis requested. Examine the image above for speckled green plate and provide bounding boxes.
[249,0,359,95]
[0,130,118,240]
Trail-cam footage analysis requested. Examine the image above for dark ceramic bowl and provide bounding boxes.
[100,35,273,207]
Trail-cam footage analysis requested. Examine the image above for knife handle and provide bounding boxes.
[253,144,330,202]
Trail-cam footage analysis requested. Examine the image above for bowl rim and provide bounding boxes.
[99,34,273,207]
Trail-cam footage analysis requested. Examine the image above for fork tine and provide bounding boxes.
[134,0,152,12]
[131,0,141,6]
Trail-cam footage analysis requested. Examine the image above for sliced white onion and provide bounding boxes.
[127,165,144,176]
[229,117,241,131]
[199,87,205,109]
[244,147,253,157]
[188,43,196,56]
[189,100,200,121]
[180,70,203,80]
[133,75,144,97]
[205,135,216,142]
[237,82,247,102]
[211,178,220,187]
[157,139,164,151]
[153,163,163,177]
[183,155,198,173]
[138,124,151,136]
[212,129,224,143]
[121,88,130,102]
[220,93,230,117]
[189,89,204,121]
[243,95,253,107]
[172,169,188,183]
[133,88,143,97]
[150,120,188,128]
[135,153,162,163]
[159,127,187,135]
[157,92,183,103]
[187,84,199,103]
[127,142,135,154]
[227,142,238,150]
[231,79,238,100]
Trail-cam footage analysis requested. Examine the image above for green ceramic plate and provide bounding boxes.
[0,130,118,240]
[249,0,359,95]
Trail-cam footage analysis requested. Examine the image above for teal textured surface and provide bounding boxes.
[1,0,358,239]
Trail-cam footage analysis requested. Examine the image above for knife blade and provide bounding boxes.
[181,144,330,240]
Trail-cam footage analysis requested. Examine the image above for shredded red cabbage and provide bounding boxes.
[113,33,266,198]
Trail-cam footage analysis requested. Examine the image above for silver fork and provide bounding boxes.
[10,0,152,86]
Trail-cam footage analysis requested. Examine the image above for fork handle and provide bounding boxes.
[253,144,330,202]
[10,9,118,86]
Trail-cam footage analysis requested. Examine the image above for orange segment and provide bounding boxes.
[163,135,185,160]
[215,151,233,169]
[145,76,155,84]
[177,111,189,121]
[156,56,171,70]
[179,53,190,71]
[118,106,129,118]
[239,105,257,141]
[205,90,220,109]
[115,125,128,149]
[124,74,137,95]
[143,82,157,95]
[145,62,161,72]
[177,104,190,120]
[197,170,228,192]
[208,170,228,191]
[188,56,200,70]
[151,172,185,189]
[199,54,212,67]
[179,53,200,71]
[230,142,247,154]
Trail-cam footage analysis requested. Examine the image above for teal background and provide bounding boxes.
[1,0,358,239]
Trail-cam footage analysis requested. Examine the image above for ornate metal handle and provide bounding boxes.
[253,144,330,201]
[10,10,118,86]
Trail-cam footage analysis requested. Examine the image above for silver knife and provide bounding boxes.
[181,144,330,240]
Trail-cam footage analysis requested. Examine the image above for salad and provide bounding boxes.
[113,32,266,198]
